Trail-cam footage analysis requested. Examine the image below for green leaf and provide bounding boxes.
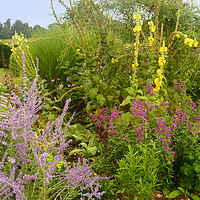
[80,142,88,149]
[107,95,113,102]
[126,87,135,96]
[88,135,96,147]
[87,146,97,155]
[193,162,200,173]
[96,94,106,106]
[162,188,170,196]
[88,87,98,100]
[115,90,120,97]
[190,193,200,200]
[120,95,133,106]
[168,190,182,198]
[136,89,143,95]
[178,187,185,194]
[120,112,133,125]
[68,149,84,157]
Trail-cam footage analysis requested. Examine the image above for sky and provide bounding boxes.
[0,0,68,28]
[0,0,200,28]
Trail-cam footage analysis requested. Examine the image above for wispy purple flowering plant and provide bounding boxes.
[0,53,106,199]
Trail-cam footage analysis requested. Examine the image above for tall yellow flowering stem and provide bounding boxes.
[131,10,143,82]
[153,41,167,93]
[148,21,156,47]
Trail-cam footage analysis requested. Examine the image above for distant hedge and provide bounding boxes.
[0,44,12,68]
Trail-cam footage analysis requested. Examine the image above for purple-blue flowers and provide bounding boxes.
[0,53,106,200]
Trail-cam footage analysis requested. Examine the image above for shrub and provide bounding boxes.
[0,43,12,69]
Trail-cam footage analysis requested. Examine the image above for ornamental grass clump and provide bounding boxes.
[0,53,106,199]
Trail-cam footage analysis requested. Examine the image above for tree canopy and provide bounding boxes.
[0,19,45,39]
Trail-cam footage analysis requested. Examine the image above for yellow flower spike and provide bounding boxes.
[132,64,135,68]
[134,51,138,56]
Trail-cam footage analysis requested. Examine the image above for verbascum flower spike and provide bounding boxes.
[132,9,142,81]
[153,41,167,92]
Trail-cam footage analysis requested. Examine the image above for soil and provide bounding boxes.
[152,192,189,200]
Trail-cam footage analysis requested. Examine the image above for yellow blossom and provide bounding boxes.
[150,26,156,32]
[158,74,164,79]
[111,58,118,63]
[56,161,65,169]
[158,57,166,67]
[133,25,142,32]
[157,69,162,75]
[155,78,162,87]
[148,36,154,46]
[160,46,168,53]
[134,51,138,56]
[133,14,141,19]
[193,40,198,47]
[184,38,195,47]
[132,62,139,68]
[153,86,160,92]
[176,34,180,38]
[134,41,140,47]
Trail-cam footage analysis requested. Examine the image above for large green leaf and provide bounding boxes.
[96,94,106,106]
[168,190,182,198]
[88,87,98,100]
[120,95,133,106]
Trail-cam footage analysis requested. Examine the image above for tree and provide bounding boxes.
[10,20,24,36]
[2,18,11,39]
[11,20,32,38]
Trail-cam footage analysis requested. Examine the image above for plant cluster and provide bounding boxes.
[0,0,200,199]
[0,53,106,200]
